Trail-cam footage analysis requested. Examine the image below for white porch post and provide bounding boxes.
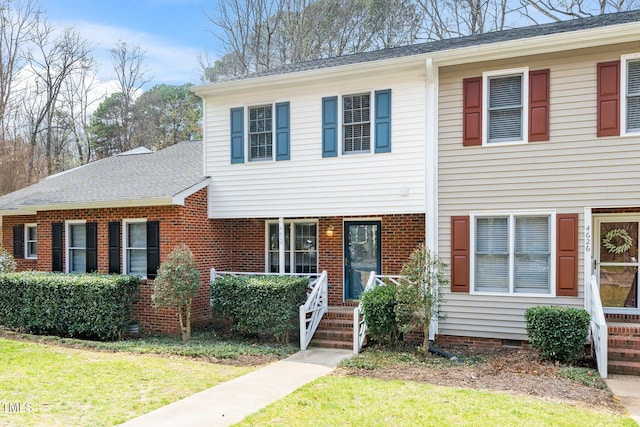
[584,207,593,310]
[278,217,286,274]
[425,57,439,341]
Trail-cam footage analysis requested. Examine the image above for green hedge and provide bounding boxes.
[0,272,140,340]
[525,305,591,364]
[211,275,308,342]
[361,285,398,346]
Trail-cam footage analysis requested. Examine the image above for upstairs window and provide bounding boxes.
[249,105,273,161]
[25,224,37,259]
[343,94,370,153]
[624,57,640,133]
[483,69,529,145]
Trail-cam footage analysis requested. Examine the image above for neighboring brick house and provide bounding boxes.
[0,141,213,333]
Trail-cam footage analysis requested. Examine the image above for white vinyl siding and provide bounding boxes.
[483,68,528,145]
[125,220,146,276]
[203,66,426,218]
[25,224,37,259]
[438,43,640,340]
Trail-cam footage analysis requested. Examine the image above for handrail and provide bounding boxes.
[353,273,404,354]
[299,271,328,350]
[587,274,608,378]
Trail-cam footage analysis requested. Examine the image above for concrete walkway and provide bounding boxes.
[605,375,640,425]
[119,348,352,427]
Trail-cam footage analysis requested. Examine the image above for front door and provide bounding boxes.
[344,221,381,300]
[595,218,639,310]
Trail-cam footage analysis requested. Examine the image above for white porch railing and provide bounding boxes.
[299,271,328,350]
[586,274,608,378]
[353,272,404,355]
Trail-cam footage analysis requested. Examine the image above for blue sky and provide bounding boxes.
[41,0,221,87]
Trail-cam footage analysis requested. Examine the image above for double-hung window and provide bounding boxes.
[249,105,273,160]
[473,212,553,294]
[25,224,37,259]
[343,93,370,153]
[483,68,529,145]
[67,222,87,273]
[622,55,640,134]
[267,221,318,274]
[125,220,147,276]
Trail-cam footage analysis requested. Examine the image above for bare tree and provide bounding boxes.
[26,21,93,177]
[110,41,150,152]
[520,0,639,23]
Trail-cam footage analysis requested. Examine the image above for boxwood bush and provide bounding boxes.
[361,285,398,346]
[524,305,591,364]
[0,272,140,340]
[211,275,308,343]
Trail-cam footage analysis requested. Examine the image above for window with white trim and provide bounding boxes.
[25,224,37,259]
[623,55,640,134]
[343,93,370,153]
[125,220,147,276]
[472,213,553,294]
[249,105,273,160]
[267,221,318,274]
[67,222,86,273]
[483,69,528,144]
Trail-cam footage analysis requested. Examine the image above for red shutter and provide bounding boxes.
[556,214,578,297]
[597,61,620,137]
[529,69,550,142]
[463,77,482,146]
[451,216,470,293]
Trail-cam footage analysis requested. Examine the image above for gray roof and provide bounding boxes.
[0,140,207,214]
[227,9,640,81]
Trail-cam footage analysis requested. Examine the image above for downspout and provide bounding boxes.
[425,57,439,341]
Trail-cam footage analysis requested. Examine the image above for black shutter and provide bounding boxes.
[108,222,121,274]
[12,225,24,259]
[86,222,98,273]
[52,223,63,272]
[146,221,160,279]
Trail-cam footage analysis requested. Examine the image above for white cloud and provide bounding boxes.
[54,19,202,87]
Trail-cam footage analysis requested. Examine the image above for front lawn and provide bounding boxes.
[239,376,636,426]
[0,338,254,426]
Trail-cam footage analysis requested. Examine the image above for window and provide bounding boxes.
[125,220,147,276]
[68,222,86,273]
[267,221,318,274]
[483,69,528,144]
[343,94,370,153]
[623,55,640,134]
[249,105,272,160]
[25,224,37,259]
[472,213,553,294]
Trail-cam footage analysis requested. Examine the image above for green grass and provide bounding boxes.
[0,337,254,426]
[238,376,636,427]
[0,330,298,361]
[560,366,609,390]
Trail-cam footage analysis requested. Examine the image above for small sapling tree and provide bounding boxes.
[152,244,201,342]
[395,243,447,350]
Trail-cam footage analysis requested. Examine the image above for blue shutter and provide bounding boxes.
[230,107,244,164]
[275,102,290,161]
[322,96,338,157]
[375,89,391,153]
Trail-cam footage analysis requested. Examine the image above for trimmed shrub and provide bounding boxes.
[0,248,16,273]
[524,305,591,363]
[361,285,398,346]
[0,272,140,340]
[211,275,308,343]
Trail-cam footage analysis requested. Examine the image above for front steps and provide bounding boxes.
[309,307,354,350]
[608,323,640,375]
